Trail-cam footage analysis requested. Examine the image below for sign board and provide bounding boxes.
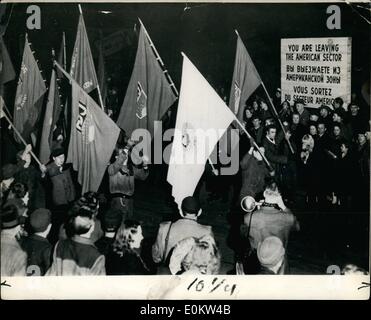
[95,29,133,57]
[281,37,351,108]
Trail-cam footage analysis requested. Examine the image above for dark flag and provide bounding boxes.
[67,72,120,193]
[0,36,15,86]
[97,38,107,105]
[70,14,98,94]
[39,68,62,163]
[57,32,68,138]
[13,36,47,142]
[116,23,177,147]
[229,33,261,122]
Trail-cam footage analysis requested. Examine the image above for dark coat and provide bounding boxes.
[240,152,270,200]
[105,249,150,275]
[298,108,310,126]
[290,123,307,150]
[262,136,288,173]
[95,236,115,256]
[355,143,370,185]
[250,126,264,146]
[243,205,300,250]
[46,236,105,275]
[14,164,45,210]
[45,163,76,206]
[335,152,357,195]
[21,234,52,276]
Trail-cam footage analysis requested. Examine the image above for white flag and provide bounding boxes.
[167,54,235,208]
[0,96,5,118]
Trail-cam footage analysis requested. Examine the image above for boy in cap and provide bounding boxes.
[40,147,76,207]
[21,209,52,276]
[1,204,27,276]
[40,147,76,243]
[257,236,286,274]
[152,196,214,270]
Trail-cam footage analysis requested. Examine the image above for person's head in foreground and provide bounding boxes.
[169,235,221,275]
[112,220,144,255]
[29,208,52,237]
[262,179,287,210]
[69,207,95,238]
[51,147,66,167]
[1,203,24,234]
[8,182,29,207]
[180,196,202,219]
[257,236,286,274]
[341,264,369,275]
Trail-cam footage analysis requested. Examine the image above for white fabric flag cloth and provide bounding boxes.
[167,53,235,208]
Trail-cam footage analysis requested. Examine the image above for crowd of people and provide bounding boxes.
[1,87,370,276]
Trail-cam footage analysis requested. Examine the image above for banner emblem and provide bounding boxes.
[136,81,147,119]
[76,100,87,132]
[234,82,241,114]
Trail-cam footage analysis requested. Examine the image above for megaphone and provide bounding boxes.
[240,196,256,213]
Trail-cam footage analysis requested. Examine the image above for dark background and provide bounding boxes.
[2,2,370,108]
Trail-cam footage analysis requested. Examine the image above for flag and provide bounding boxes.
[57,32,68,138]
[167,54,235,207]
[228,33,261,122]
[39,68,62,163]
[13,36,47,142]
[70,14,98,93]
[116,23,177,146]
[67,78,120,193]
[97,38,107,104]
[0,36,15,86]
[57,32,66,78]
[0,96,5,118]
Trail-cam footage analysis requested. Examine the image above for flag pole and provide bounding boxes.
[62,31,66,70]
[96,83,105,112]
[1,109,43,167]
[235,29,294,154]
[54,61,76,85]
[208,158,217,174]
[260,81,295,154]
[234,117,274,172]
[138,18,179,98]
[1,102,13,120]
[78,4,105,111]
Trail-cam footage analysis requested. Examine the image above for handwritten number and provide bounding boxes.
[196,280,204,292]
[187,277,237,296]
[187,278,198,291]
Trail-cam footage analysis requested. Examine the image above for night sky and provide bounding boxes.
[2,2,370,108]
